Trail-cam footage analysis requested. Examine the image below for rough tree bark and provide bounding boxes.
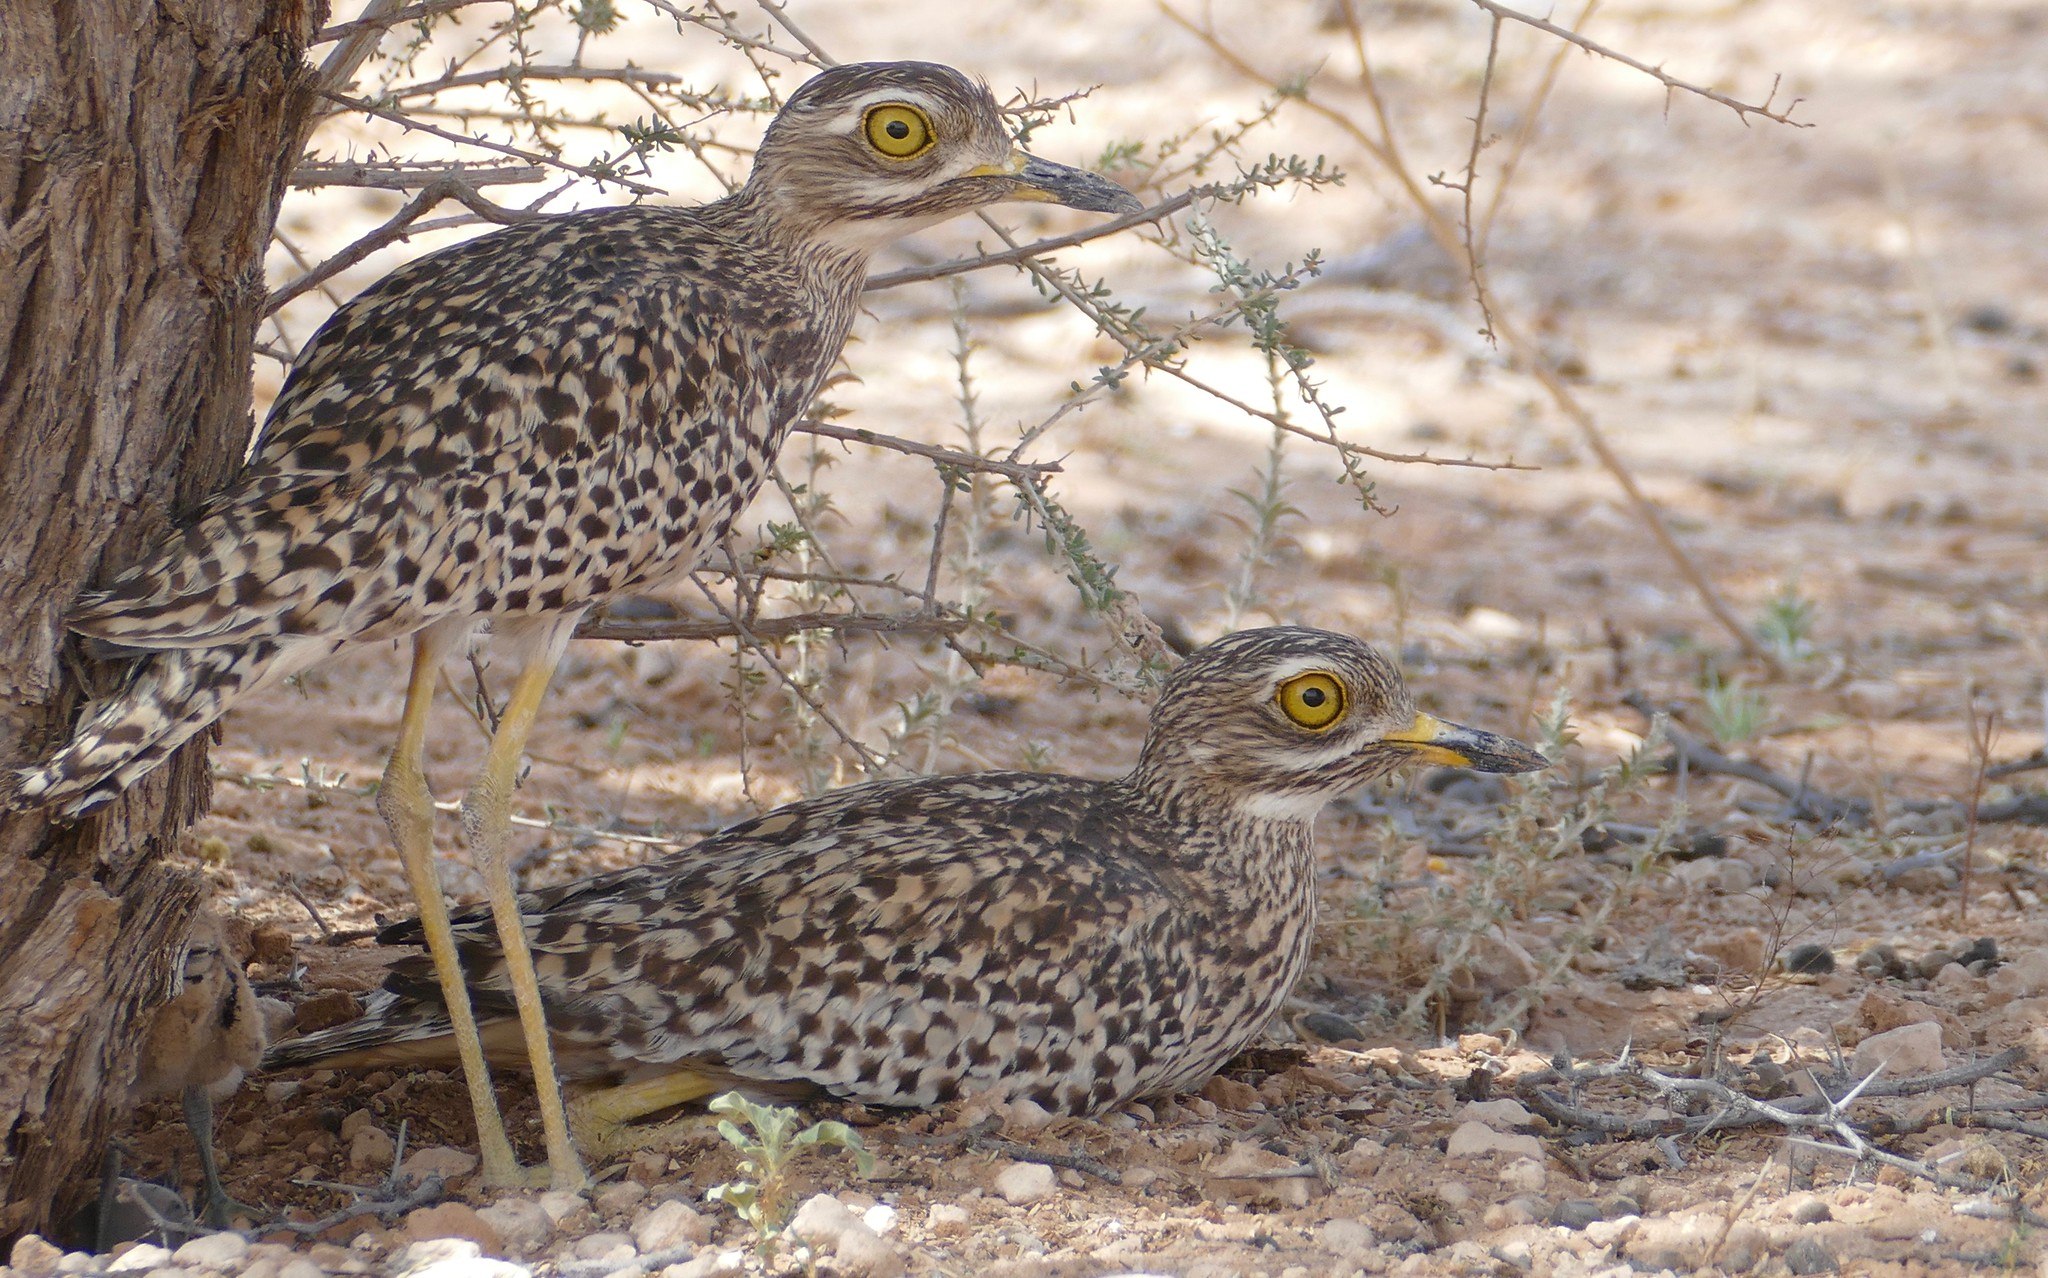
[0,0,320,1240]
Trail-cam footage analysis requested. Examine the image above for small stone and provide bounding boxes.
[400,1146,480,1184]
[994,1161,1059,1206]
[476,1200,553,1256]
[9,1237,61,1277]
[172,1234,250,1269]
[594,1182,648,1217]
[1696,927,1768,976]
[1552,1200,1604,1229]
[349,1124,396,1171]
[108,1246,172,1274]
[1300,1011,1364,1043]
[925,1204,970,1233]
[1719,1222,1768,1272]
[1853,1021,1945,1078]
[1445,1120,1543,1160]
[391,1238,531,1278]
[1198,1075,1262,1111]
[1205,1141,1313,1208]
[1782,944,1836,975]
[1459,1098,1534,1128]
[402,1203,504,1256]
[828,1227,903,1278]
[251,922,295,964]
[632,1200,711,1254]
[1582,1216,1640,1248]
[1785,1235,1837,1274]
[1787,1194,1832,1224]
[570,1233,635,1262]
[1500,1157,1546,1193]
[139,1266,197,1278]
[1916,949,1958,979]
[536,1190,588,1226]
[278,1261,326,1278]
[1989,950,2048,1001]
[295,989,365,1033]
[862,1204,898,1236]
[1318,1218,1375,1253]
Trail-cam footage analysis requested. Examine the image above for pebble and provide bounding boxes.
[1459,1098,1534,1128]
[1444,1120,1543,1160]
[1784,1235,1838,1274]
[1787,1194,1833,1224]
[1552,1200,1604,1230]
[400,1146,480,1184]
[1853,1021,1945,1078]
[1989,949,2048,1001]
[390,1239,531,1278]
[349,1124,396,1171]
[10,1237,62,1276]
[537,1190,590,1226]
[569,1232,635,1263]
[632,1200,712,1254]
[171,1234,249,1269]
[1300,1011,1364,1043]
[404,1203,504,1256]
[1500,1157,1546,1193]
[995,1161,1059,1206]
[593,1182,648,1217]
[925,1204,971,1233]
[1319,1219,1375,1254]
[477,1200,553,1255]
[107,1245,171,1273]
[1781,943,1836,975]
[786,1196,902,1278]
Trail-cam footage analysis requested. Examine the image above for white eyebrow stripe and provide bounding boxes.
[820,90,945,132]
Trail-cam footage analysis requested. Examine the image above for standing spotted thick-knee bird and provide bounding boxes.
[5,61,1140,1188]
[266,628,1547,1148]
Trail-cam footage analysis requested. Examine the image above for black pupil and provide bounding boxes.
[886,120,910,139]
[1300,687,1326,708]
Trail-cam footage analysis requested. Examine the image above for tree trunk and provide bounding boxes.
[0,0,319,1240]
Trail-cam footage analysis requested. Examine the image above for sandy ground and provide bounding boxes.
[34,0,2048,1275]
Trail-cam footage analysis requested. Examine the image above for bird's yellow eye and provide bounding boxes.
[863,103,934,159]
[1277,672,1347,730]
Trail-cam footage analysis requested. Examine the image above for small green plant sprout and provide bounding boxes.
[1701,672,1772,745]
[1755,581,1819,664]
[704,1091,875,1254]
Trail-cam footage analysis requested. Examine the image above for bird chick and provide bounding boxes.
[131,911,266,1228]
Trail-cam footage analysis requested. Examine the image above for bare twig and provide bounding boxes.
[1169,0,1779,665]
[322,91,662,195]
[1464,0,1810,127]
[864,188,1197,291]
[576,607,966,644]
[314,0,500,45]
[794,420,1063,483]
[1621,692,1867,825]
[290,160,546,189]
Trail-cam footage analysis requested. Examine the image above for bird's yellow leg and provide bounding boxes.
[462,621,588,1190]
[567,1069,725,1158]
[379,627,524,1187]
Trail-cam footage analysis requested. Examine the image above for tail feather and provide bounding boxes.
[263,990,477,1072]
[8,639,308,817]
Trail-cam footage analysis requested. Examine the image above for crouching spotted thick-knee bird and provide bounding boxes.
[266,628,1547,1150]
[5,61,1140,1189]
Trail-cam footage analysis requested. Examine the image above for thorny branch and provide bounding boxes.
[1466,0,1810,127]
[1166,0,1785,668]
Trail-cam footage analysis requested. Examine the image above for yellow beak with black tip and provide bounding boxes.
[964,150,1143,215]
[1382,712,1550,775]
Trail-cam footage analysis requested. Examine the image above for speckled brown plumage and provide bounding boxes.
[270,627,1547,1119]
[7,59,1138,1187]
[9,61,1136,816]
